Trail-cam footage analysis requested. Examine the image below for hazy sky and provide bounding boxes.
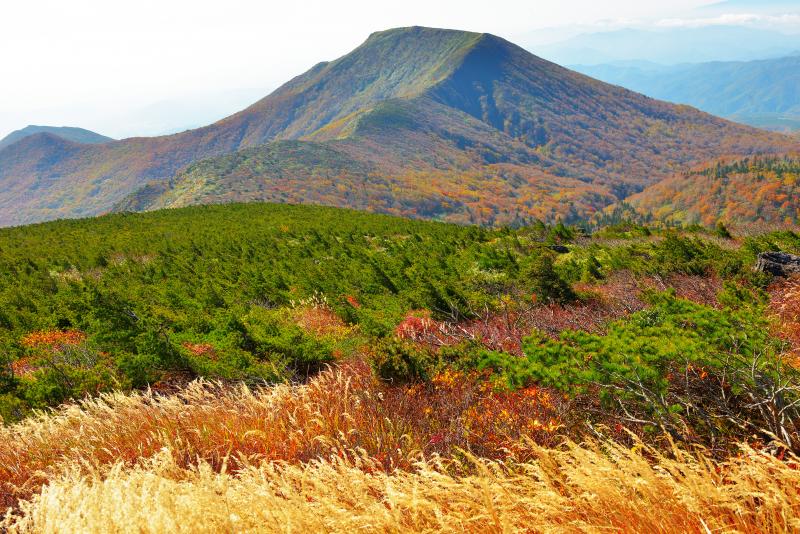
[1,0,798,140]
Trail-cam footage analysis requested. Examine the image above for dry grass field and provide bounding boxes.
[2,364,800,533]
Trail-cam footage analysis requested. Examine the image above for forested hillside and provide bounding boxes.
[629,156,800,226]
[0,27,795,227]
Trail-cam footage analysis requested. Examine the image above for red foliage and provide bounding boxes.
[344,295,361,308]
[9,357,37,378]
[395,311,437,341]
[640,273,723,308]
[379,367,567,462]
[768,277,800,367]
[182,342,217,359]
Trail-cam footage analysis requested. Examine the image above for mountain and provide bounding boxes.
[573,55,800,132]
[627,156,800,226]
[1,27,797,227]
[0,125,113,151]
[534,26,800,65]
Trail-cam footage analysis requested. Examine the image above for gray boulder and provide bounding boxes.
[755,252,800,277]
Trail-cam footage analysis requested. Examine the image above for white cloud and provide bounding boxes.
[657,12,800,29]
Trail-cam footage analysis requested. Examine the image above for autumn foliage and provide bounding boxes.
[20,330,86,350]
[0,202,799,529]
[770,277,800,367]
[630,156,800,227]
[0,363,568,510]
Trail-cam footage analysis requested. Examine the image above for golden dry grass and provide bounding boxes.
[4,438,800,533]
[0,363,563,510]
[2,364,800,532]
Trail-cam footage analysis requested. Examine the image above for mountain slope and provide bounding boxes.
[573,55,800,132]
[627,156,800,226]
[0,125,113,151]
[128,30,798,224]
[1,26,797,227]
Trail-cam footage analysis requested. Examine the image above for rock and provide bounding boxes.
[755,252,800,277]
[549,244,570,254]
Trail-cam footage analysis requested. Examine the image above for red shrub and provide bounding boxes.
[182,342,217,359]
[769,278,800,366]
[395,311,437,341]
[344,295,361,308]
[9,357,37,378]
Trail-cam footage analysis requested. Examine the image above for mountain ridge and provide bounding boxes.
[0,125,113,151]
[0,26,797,227]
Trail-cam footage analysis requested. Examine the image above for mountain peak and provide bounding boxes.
[216,26,492,143]
[0,125,113,152]
[0,26,796,227]
[360,27,522,71]
[364,26,483,43]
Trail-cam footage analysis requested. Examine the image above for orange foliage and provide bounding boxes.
[630,156,800,227]
[344,295,361,308]
[20,330,86,350]
[9,358,37,378]
[292,304,353,339]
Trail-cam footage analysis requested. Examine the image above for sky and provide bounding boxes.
[0,0,798,140]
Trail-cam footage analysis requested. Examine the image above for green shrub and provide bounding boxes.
[520,251,576,304]
[18,365,119,408]
[184,346,285,384]
[353,297,408,338]
[476,290,800,448]
[243,308,334,377]
[2,201,800,423]
[482,291,772,395]
[435,341,486,372]
[646,233,713,275]
[0,393,27,424]
[369,338,432,384]
[115,352,161,388]
[715,221,733,239]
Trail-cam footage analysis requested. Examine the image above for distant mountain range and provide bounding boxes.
[573,55,800,132]
[533,26,800,65]
[704,0,800,11]
[0,27,797,227]
[0,125,113,151]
